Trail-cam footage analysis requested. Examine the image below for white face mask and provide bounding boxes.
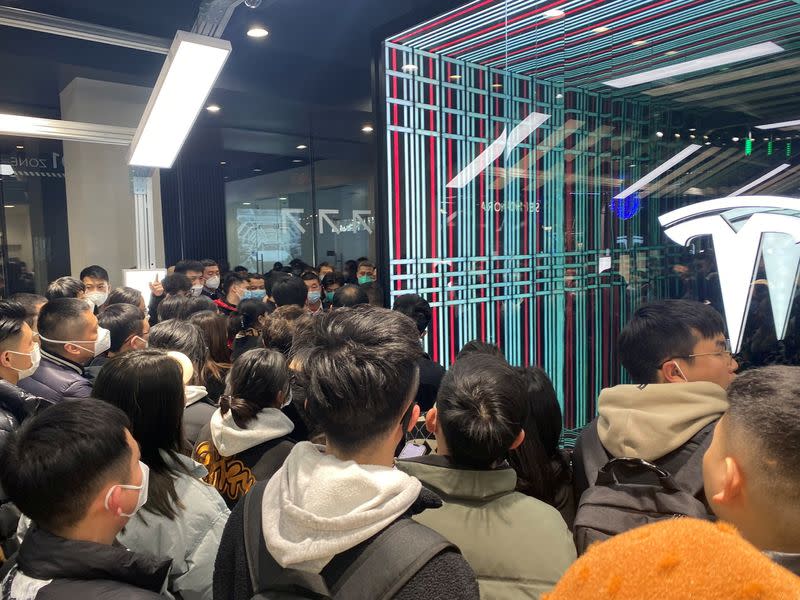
[85,291,109,308]
[40,326,112,358]
[104,461,149,518]
[190,284,204,297]
[6,343,41,380]
[205,276,221,290]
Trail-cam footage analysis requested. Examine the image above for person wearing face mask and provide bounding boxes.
[321,271,345,307]
[300,271,325,315]
[0,301,51,561]
[0,399,171,599]
[213,272,247,317]
[194,349,295,509]
[230,299,268,360]
[80,265,111,313]
[18,298,105,403]
[85,304,149,378]
[356,259,377,286]
[201,259,221,301]
[93,350,229,600]
[148,261,206,327]
[244,273,267,301]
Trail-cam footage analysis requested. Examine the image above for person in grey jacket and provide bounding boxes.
[93,349,229,600]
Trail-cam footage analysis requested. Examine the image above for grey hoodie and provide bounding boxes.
[597,381,729,462]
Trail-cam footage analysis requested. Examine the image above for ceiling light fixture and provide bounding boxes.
[665,50,678,56]
[243,202,251,205]
[656,131,664,138]
[543,8,565,18]
[689,128,696,132]
[220,161,226,165]
[401,64,418,74]
[15,145,23,150]
[675,133,681,138]
[555,93,564,99]
[4,205,14,208]
[756,118,800,130]
[449,74,462,80]
[614,144,702,199]
[0,165,12,176]
[129,31,231,169]
[728,163,791,196]
[296,144,308,150]
[292,159,303,163]
[732,137,740,142]
[631,40,648,47]
[361,125,374,133]
[593,26,610,33]
[279,196,288,200]
[253,168,262,172]
[492,83,503,88]
[247,27,269,38]
[604,41,784,88]
[206,104,220,113]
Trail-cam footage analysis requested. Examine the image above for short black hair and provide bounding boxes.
[38,298,92,346]
[148,319,208,385]
[272,276,308,308]
[105,287,144,309]
[301,271,321,284]
[158,295,190,322]
[79,265,109,282]
[45,276,85,301]
[360,282,384,307]
[332,284,368,309]
[393,294,431,334]
[163,273,192,296]
[725,366,800,505]
[262,305,308,357]
[221,349,289,428]
[0,300,28,348]
[200,259,218,269]
[247,273,265,283]
[233,265,249,274]
[291,306,422,452]
[437,354,528,469]
[231,298,268,332]
[0,399,131,533]
[456,340,505,361]
[185,295,217,318]
[618,299,726,384]
[174,260,204,275]
[265,271,289,297]
[357,260,375,270]
[8,293,46,330]
[98,304,145,352]
[322,272,345,288]
[222,272,246,296]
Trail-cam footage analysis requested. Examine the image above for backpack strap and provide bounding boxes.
[332,518,457,600]
[672,420,717,492]
[581,420,610,487]
[243,479,331,599]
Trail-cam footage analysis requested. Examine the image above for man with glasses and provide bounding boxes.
[573,299,737,519]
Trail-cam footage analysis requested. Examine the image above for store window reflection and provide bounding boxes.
[224,132,375,272]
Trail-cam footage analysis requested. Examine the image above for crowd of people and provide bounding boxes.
[0,257,798,599]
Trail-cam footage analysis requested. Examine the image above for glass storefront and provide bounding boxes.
[382,0,800,432]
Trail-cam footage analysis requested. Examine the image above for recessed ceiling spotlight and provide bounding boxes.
[253,168,262,172]
[449,74,462,80]
[543,8,565,18]
[296,144,308,150]
[292,159,303,163]
[220,161,226,165]
[401,64,418,74]
[631,40,648,46]
[776,137,782,141]
[247,26,269,38]
[206,104,221,113]
[361,125,374,133]
[656,131,664,138]
[5,205,14,208]
[732,136,740,142]
[491,83,503,88]
[689,128,696,132]
[15,145,23,150]
[593,26,610,33]
[665,50,678,56]
[703,135,709,140]
[674,133,681,138]
[704,141,711,145]
[555,93,564,99]
[243,202,251,205]
[279,196,288,200]
[689,134,696,139]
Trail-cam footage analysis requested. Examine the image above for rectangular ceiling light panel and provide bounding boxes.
[756,119,800,130]
[129,31,231,168]
[603,42,784,89]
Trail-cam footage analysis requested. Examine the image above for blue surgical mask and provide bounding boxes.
[244,289,267,300]
[307,291,321,304]
[325,291,335,303]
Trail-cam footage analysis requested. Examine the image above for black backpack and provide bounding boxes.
[243,480,457,600]
[573,420,715,555]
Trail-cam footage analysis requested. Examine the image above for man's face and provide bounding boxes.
[186,270,205,287]
[1,322,35,373]
[64,309,100,365]
[203,266,220,281]
[325,283,342,294]
[248,277,266,291]
[675,333,738,390]
[319,266,333,278]
[357,266,375,280]
[82,277,109,295]
[304,278,321,293]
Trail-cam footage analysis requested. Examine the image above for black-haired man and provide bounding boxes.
[215,306,479,600]
[148,261,205,326]
[300,271,324,315]
[0,399,169,598]
[80,265,111,311]
[201,259,221,301]
[86,304,148,376]
[393,294,445,411]
[271,276,308,309]
[574,300,737,514]
[398,354,576,597]
[8,293,46,333]
[45,277,85,302]
[331,284,368,309]
[703,366,800,575]
[18,299,105,403]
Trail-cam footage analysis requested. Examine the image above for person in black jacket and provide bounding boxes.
[392,294,446,412]
[0,300,51,561]
[214,306,479,600]
[0,399,170,599]
[194,348,295,508]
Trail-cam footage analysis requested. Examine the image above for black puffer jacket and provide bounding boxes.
[0,379,49,453]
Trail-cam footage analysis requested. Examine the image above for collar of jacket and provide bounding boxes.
[396,453,518,502]
[41,348,85,376]
[17,525,172,593]
[0,379,37,422]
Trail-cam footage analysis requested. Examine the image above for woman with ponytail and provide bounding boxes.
[229,298,268,360]
[193,348,295,508]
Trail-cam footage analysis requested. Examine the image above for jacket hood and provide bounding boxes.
[396,454,517,502]
[184,385,208,407]
[18,525,171,593]
[597,381,728,461]
[261,441,423,573]
[210,406,294,456]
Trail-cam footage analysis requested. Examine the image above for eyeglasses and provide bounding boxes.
[662,339,734,366]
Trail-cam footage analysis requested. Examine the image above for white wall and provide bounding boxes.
[59,78,165,287]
